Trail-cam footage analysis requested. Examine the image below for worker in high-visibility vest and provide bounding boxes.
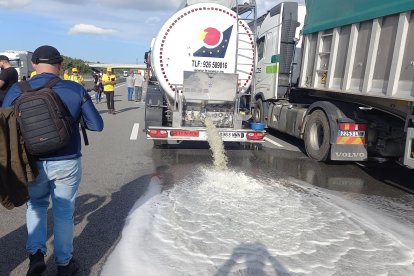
[102,67,117,114]
[69,67,84,85]
[63,69,70,80]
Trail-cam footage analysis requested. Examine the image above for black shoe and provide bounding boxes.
[57,258,79,276]
[26,250,46,276]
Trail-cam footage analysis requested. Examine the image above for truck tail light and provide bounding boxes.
[247,132,265,141]
[148,129,168,138]
[339,123,366,131]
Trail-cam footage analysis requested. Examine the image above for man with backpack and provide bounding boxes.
[2,45,104,276]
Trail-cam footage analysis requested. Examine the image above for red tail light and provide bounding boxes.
[247,132,265,141]
[148,129,168,138]
[339,123,366,131]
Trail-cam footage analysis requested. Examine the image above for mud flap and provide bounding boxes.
[330,144,367,161]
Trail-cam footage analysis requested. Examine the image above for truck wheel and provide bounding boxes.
[253,99,264,123]
[304,110,331,161]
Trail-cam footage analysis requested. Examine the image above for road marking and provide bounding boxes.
[264,136,284,148]
[130,123,140,140]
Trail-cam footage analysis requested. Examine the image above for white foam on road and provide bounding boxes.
[101,168,414,276]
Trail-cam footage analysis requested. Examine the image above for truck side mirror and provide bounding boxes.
[144,52,149,64]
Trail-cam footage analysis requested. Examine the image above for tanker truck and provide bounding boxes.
[144,0,265,145]
[253,0,414,168]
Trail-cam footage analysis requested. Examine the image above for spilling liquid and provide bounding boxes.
[204,117,228,170]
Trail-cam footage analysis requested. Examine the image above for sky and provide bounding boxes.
[101,167,414,275]
[0,0,300,64]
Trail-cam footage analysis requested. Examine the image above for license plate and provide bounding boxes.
[338,130,365,137]
[219,132,242,138]
[171,130,199,137]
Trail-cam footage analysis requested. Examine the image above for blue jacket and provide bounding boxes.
[2,73,104,161]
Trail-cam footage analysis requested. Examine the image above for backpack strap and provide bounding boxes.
[42,77,61,90]
[17,77,61,93]
[18,81,33,93]
[79,94,91,146]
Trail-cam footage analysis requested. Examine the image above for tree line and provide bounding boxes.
[61,56,93,75]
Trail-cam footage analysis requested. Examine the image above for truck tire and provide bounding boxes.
[304,110,331,161]
[253,99,264,123]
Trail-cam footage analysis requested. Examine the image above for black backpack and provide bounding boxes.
[15,77,73,155]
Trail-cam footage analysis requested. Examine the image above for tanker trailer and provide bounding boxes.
[145,1,265,145]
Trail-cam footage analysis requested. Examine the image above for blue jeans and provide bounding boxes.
[127,87,134,101]
[95,90,102,103]
[26,158,82,266]
[134,86,142,101]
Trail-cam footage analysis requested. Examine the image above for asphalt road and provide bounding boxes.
[1,82,413,275]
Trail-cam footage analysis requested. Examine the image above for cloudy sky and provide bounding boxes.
[0,0,301,64]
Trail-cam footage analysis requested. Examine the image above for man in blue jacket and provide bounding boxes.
[2,45,104,276]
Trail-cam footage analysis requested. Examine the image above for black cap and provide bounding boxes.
[0,55,9,62]
[31,45,63,64]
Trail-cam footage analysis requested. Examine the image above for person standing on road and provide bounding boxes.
[134,70,144,102]
[0,55,18,106]
[126,70,135,101]
[69,67,84,86]
[2,45,104,276]
[63,69,70,80]
[93,73,103,103]
[30,70,37,79]
[102,67,117,114]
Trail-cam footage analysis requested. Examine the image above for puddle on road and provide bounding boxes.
[102,167,414,276]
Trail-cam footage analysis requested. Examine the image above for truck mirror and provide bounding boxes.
[144,52,149,63]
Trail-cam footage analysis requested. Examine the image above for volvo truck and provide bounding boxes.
[253,0,414,168]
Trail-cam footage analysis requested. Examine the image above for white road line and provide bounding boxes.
[130,123,140,140]
[264,136,284,148]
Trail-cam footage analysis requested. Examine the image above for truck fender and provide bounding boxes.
[302,101,346,144]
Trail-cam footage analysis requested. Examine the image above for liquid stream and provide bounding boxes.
[204,117,228,170]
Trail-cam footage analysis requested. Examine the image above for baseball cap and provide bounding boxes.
[0,55,10,62]
[31,45,63,64]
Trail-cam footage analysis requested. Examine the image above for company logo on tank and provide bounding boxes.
[193,26,233,58]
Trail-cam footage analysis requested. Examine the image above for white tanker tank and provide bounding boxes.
[145,1,265,144]
[151,2,255,100]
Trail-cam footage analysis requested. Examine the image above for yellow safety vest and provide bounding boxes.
[102,74,116,92]
[69,75,84,84]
